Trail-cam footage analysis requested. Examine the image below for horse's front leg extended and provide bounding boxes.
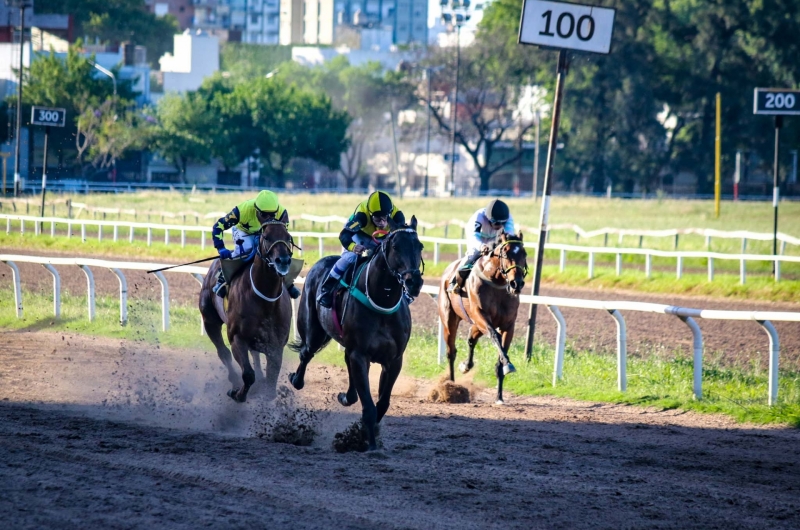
[263,347,282,401]
[350,352,378,451]
[288,344,314,390]
[228,336,255,403]
[376,357,402,424]
[337,348,358,407]
[488,328,515,375]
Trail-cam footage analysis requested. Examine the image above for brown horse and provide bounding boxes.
[287,217,424,450]
[199,221,296,402]
[438,232,528,404]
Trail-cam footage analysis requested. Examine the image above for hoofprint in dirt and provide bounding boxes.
[1,331,799,529]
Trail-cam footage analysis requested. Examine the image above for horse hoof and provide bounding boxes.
[494,399,505,406]
[227,389,241,402]
[337,393,352,407]
[458,362,471,374]
[288,372,304,390]
[503,363,516,375]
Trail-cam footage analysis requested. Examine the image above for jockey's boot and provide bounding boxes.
[447,275,462,296]
[213,274,228,298]
[317,272,339,308]
[288,285,301,299]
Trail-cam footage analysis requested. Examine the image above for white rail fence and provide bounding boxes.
[4,213,800,284]
[3,253,800,406]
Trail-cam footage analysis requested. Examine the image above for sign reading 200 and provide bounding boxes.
[753,88,800,116]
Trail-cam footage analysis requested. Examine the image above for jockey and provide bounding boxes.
[448,198,515,294]
[212,189,300,299]
[317,190,405,308]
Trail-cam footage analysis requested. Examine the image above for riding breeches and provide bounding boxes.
[231,226,257,258]
[458,247,483,271]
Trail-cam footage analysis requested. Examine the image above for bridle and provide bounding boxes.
[256,220,301,273]
[489,239,528,283]
[250,220,301,303]
[363,227,424,309]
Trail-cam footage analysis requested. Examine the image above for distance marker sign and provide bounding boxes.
[753,88,800,116]
[31,106,66,127]
[518,0,615,54]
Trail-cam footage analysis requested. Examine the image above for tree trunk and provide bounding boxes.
[479,167,492,192]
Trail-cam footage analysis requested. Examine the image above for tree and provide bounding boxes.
[421,40,535,192]
[235,78,351,188]
[36,0,178,65]
[278,57,414,189]
[150,93,211,180]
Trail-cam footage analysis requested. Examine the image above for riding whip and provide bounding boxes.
[146,255,219,274]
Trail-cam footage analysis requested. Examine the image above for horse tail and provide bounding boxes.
[288,340,303,353]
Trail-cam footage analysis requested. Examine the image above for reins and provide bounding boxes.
[360,227,422,312]
[249,220,298,303]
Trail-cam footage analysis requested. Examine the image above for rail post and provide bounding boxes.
[615,253,622,276]
[645,253,652,278]
[676,256,683,280]
[129,226,134,243]
[547,305,566,386]
[608,310,627,391]
[4,260,22,317]
[588,252,594,279]
[42,263,60,318]
[98,225,102,242]
[707,257,714,281]
[438,313,446,365]
[181,230,186,248]
[774,259,780,282]
[81,223,86,242]
[740,259,746,284]
[434,242,439,265]
[757,320,779,406]
[165,229,169,245]
[191,273,205,336]
[147,228,152,246]
[113,225,118,242]
[318,236,324,258]
[678,315,703,400]
[50,220,55,237]
[79,264,95,322]
[154,271,170,331]
[110,268,128,325]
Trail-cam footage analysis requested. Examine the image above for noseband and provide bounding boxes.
[256,220,300,272]
[378,228,424,285]
[491,240,529,282]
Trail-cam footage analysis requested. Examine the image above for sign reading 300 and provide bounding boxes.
[31,106,67,127]
[518,0,616,55]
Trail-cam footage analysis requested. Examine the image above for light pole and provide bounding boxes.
[91,62,117,96]
[424,67,432,197]
[533,109,540,200]
[441,1,469,196]
[8,0,31,197]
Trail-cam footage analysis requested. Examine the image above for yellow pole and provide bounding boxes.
[715,92,721,218]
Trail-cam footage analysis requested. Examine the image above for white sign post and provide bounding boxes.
[519,0,615,359]
[30,106,66,223]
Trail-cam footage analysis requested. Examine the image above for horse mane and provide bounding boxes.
[492,231,522,248]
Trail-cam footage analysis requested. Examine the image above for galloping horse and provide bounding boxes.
[438,232,528,404]
[199,221,296,402]
[288,217,424,450]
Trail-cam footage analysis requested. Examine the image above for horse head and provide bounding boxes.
[257,220,295,276]
[492,231,528,295]
[383,215,425,298]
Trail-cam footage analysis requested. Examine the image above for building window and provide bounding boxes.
[251,14,259,23]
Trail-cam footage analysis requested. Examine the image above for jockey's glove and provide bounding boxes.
[218,248,232,260]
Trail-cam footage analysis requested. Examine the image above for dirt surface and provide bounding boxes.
[1,330,799,529]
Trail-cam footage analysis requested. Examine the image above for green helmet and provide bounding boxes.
[254,190,280,214]
[366,191,394,217]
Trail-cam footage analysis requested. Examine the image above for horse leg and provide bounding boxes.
[228,336,255,403]
[288,297,330,391]
[351,352,378,451]
[488,328,515,375]
[461,325,483,375]
[444,310,460,382]
[203,317,239,387]
[376,357,402,424]
[495,359,506,405]
[337,349,358,407]
[250,350,265,383]
[263,346,282,401]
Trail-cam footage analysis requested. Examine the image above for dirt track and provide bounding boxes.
[1,331,799,529]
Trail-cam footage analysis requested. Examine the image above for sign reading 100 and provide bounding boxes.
[519,0,616,55]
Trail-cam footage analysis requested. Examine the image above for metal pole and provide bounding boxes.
[13,3,26,197]
[424,68,432,197]
[389,105,402,199]
[714,92,721,218]
[524,49,568,361]
[1,153,7,197]
[533,110,540,201]
[790,149,798,184]
[773,115,782,263]
[39,126,48,228]
[449,24,461,197]
[734,149,741,201]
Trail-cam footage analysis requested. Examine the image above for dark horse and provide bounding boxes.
[288,217,424,450]
[199,221,295,402]
[438,232,528,404]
